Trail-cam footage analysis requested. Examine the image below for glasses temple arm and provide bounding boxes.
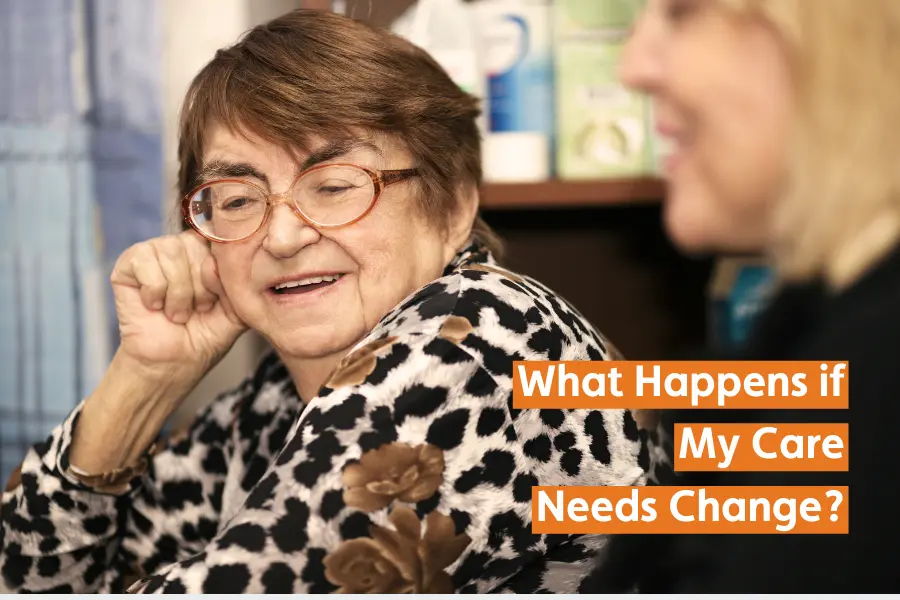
[379,168,419,186]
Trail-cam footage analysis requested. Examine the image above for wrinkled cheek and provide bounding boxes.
[211,252,258,310]
[220,283,262,325]
[233,294,260,322]
[354,272,391,322]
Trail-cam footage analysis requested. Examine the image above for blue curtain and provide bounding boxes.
[0,0,163,480]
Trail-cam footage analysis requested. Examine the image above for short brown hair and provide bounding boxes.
[177,8,502,257]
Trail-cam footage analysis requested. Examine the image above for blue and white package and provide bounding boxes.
[480,0,555,138]
[476,0,555,181]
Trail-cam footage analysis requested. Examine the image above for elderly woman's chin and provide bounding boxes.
[259,318,365,361]
[267,333,352,365]
[240,296,367,360]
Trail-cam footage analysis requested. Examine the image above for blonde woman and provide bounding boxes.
[584,0,900,593]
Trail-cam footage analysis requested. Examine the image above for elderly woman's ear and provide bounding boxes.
[446,183,481,253]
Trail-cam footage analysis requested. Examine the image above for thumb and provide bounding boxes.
[201,255,246,328]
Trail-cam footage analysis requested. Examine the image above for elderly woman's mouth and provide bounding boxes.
[272,273,345,295]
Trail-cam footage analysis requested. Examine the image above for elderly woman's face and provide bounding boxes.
[621,0,793,253]
[204,126,457,359]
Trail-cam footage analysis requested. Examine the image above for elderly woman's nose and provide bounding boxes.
[619,16,664,94]
[262,203,319,257]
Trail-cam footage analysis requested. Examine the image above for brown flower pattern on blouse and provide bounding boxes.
[121,560,149,592]
[326,336,399,389]
[4,464,22,493]
[633,409,661,431]
[342,442,444,512]
[439,315,474,344]
[323,506,471,593]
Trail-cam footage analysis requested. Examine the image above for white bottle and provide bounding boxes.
[392,0,488,134]
[474,0,554,182]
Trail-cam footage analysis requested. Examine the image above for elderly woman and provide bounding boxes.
[0,9,656,594]
[584,0,900,593]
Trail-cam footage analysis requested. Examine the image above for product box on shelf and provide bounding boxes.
[555,0,644,35]
[554,34,653,179]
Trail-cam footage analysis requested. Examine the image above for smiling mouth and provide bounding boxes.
[272,274,345,295]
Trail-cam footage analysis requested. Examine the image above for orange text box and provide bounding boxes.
[674,423,849,472]
[512,361,849,409]
[532,486,848,534]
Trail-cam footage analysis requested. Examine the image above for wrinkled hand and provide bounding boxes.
[110,230,248,380]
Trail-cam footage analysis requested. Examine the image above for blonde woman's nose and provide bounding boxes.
[619,10,665,95]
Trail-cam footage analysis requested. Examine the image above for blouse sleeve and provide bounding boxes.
[0,381,249,593]
[128,331,650,594]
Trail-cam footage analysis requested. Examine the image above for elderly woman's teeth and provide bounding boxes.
[274,273,344,294]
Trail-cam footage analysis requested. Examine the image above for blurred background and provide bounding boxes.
[0,0,772,481]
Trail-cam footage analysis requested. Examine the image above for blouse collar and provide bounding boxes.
[442,240,493,276]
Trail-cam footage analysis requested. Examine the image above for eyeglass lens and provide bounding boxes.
[189,165,376,240]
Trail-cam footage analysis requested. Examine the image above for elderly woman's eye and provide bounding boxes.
[224,197,250,210]
[315,180,356,194]
[219,196,259,211]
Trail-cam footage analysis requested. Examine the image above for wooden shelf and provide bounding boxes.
[480,177,666,210]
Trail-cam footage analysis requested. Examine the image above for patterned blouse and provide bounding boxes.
[1,243,663,593]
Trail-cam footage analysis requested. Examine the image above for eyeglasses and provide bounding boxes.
[182,163,419,243]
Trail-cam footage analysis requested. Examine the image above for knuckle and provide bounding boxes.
[153,236,185,260]
[185,243,212,269]
[131,241,156,262]
[133,245,163,272]
[145,281,168,296]
[166,284,194,302]
[134,263,164,287]
[180,228,207,247]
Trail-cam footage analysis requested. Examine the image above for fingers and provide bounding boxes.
[151,237,194,324]
[200,253,242,326]
[112,242,169,310]
[181,231,219,313]
[111,231,220,324]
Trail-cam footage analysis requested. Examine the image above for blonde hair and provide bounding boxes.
[723,0,900,289]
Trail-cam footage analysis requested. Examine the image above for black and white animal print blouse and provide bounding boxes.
[1,243,662,593]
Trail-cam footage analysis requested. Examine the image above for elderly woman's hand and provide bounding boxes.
[67,231,247,480]
[110,230,247,376]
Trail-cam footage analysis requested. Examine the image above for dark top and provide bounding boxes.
[584,244,900,594]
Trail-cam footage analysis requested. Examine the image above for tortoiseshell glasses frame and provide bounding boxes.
[182,163,419,243]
